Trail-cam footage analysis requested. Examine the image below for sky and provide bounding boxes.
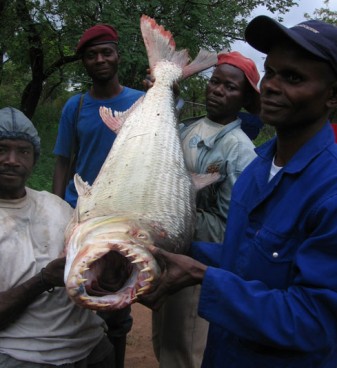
[233,0,337,82]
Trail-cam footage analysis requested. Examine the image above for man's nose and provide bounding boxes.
[4,150,20,165]
[95,53,105,62]
[213,84,225,95]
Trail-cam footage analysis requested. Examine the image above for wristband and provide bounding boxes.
[40,268,55,293]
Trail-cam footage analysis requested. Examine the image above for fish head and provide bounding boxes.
[64,216,161,310]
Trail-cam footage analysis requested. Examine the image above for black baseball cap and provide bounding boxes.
[245,15,337,76]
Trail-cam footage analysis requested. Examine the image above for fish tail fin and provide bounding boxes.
[140,15,217,79]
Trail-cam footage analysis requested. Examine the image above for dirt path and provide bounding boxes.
[125,303,159,368]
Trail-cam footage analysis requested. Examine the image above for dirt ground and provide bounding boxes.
[125,303,159,368]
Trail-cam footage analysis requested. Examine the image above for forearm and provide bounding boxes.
[0,271,54,330]
[52,156,70,198]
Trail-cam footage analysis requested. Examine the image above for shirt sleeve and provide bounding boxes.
[194,138,257,243]
[53,96,80,158]
[198,194,337,352]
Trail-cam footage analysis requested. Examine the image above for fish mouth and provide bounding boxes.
[84,250,133,296]
[65,224,161,311]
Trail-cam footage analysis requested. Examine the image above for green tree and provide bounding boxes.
[0,0,298,119]
[306,0,337,24]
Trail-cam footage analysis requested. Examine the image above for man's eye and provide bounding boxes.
[209,79,218,85]
[84,52,95,59]
[103,50,113,56]
[284,72,301,83]
[20,148,33,155]
[226,84,236,91]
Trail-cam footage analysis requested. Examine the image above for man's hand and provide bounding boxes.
[142,68,180,97]
[138,246,207,310]
[43,257,66,287]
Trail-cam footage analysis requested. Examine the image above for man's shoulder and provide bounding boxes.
[123,87,145,98]
[179,115,206,135]
[61,93,84,114]
[26,188,73,213]
[180,115,206,127]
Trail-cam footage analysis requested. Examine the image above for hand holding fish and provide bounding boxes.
[138,246,207,310]
[64,15,217,311]
[42,257,67,288]
[143,68,180,97]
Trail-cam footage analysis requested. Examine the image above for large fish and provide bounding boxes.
[64,15,218,310]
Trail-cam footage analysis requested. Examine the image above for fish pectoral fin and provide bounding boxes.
[190,172,221,191]
[99,106,124,134]
[74,173,91,196]
[100,98,144,134]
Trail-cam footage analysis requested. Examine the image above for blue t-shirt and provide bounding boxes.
[53,87,144,207]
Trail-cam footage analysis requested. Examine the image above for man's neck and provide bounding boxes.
[274,121,326,166]
[90,81,123,100]
[207,114,238,126]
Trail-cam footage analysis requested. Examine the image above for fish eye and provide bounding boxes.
[137,232,148,240]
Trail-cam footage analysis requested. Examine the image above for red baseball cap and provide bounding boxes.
[76,24,119,54]
[217,51,260,114]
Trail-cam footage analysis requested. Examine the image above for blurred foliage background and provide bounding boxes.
[0,0,335,191]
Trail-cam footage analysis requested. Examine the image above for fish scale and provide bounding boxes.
[64,15,217,310]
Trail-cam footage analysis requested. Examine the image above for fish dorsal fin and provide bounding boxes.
[74,173,91,196]
[190,172,221,191]
[100,96,144,134]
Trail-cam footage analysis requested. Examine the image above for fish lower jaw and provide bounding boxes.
[66,241,160,311]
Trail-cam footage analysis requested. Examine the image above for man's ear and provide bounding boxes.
[327,81,337,109]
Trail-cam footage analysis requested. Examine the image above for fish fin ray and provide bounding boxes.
[182,49,217,79]
[140,15,217,80]
[100,97,144,133]
[99,106,123,134]
[190,172,221,191]
[74,173,91,196]
[140,15,181,69]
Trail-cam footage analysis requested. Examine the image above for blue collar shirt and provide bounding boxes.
[193,123,337,367]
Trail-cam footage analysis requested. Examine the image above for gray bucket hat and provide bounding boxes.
[0,107,40,160]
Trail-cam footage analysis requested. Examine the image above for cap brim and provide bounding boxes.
[245,15,327,62]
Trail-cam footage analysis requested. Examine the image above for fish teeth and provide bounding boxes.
[131,258,144,264]
[80,296,91,301]
[137,285,151,293]
[87,257,99,265]
[77,278,88,285]
[86,302,100,307]
[126,252,137,258]
[144,276,154,282]
[140,267,151,272]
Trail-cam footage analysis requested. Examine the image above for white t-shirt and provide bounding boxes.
[269,156,283,182]
[0,188,106,365]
